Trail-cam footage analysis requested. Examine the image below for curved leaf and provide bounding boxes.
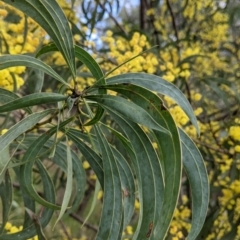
[75,45,106,123]
[20,117,74,210]
[0,92,67,113]
[36,43,105,84]
[0,145,10,183]
[179,129,209,240]
[84,106,104,126]
[0,171,12,234]
[111,147,135,228]
[93,124,123,240]
[0,54,70,86]
[51,142,86,214]
[2,0,76,76]
[0,163,55,240]
[67,126,135,228]
[103,109,164,240]
[24,206,47,240]
[35,42,59,58]
[153,112,181,239]
[81,179,101,228]
[14,136,86,215]
[100,123,137,228]
[101,83,182,239]
[0,109,55,175]
[67,132,104,188]
[106,73,199,135]
[75,45,105,83]
[85,94,170,135]
[0,88,32,114]
[32,69,44,93]
[53,137,73,227]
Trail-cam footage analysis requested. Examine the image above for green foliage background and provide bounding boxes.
[0,0,239,239]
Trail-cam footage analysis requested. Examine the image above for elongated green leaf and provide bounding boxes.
[81,180,101,228]
[100,123,136,228]
[0,92,67,113]
[85,94,170,135]
[20,117,74,210]
[84,106,104,126]
[103,109,164,239]
[153,112,181,239]
[106,73,199,135]
[0,88,32,114]
[22,189,36,229]
[54,137,73,228]
[68,125,135,229]
[67,131,104,188]
[33,160,53,240]
[2,0,76,76]
[0,171,12,234]
[0,165,55,240]
[101,83,182,239]
[22,14,28,51]
[14,136,86,214]
[48,142,86,214]
[111,147,135,228]
[67,128,96,142]
[179,129,209,240]
[75,45,104,83]
[0,54,70,86]
[33,69,44,93]
[67,125,135,228]
[0,88,19,104]
[0,145,10,183]
[12,168,36,230]
[67,126,135,227]
[75,45,106,122]
[0,109,55,174]
[94,124,123,240]
[36,43,104,84]
[35,42,59,58]
[22,159,60,211]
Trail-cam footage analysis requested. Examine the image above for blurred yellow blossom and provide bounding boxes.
[97,190,103,200]
[229,126,240,141]
[0,129,8,135]
[235,145,240,153]
[83,161,90,169]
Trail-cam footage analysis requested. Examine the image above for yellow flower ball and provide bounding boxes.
[97,190,103,200]
[0,8,8,17]
[193,93,202,101]
[126,225,133,235]
[4,222,12,231]
[83,161,90,169]
[9,226,19,233]
[0,129,8,135]
[134,199,140,210]
[235,145,240,153]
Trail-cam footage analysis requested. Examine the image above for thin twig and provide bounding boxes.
[70,213,98,232]
[166,0,180,51]
[13,150,26,156]
[143,0,160,46]
[194,139,228,154]
[12,183,98,233]
[58,218,72,240]
[207,121,229,155]
[97,1,128,36]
